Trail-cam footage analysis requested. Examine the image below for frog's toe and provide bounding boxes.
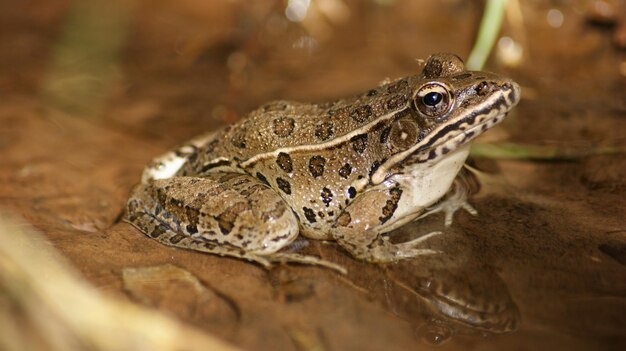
[395,248,441,259]
[443,201,478,227]
[395,231,443,257]
[267,253,347,274]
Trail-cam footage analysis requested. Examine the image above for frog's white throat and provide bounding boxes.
[381,145,470,228]
[401,144,470,207]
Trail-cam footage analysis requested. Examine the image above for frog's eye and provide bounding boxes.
[413,83,453,118]
[423,92,442,106]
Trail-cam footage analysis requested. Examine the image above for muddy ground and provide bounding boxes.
[1,1,625,350]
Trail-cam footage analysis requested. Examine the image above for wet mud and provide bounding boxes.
[0,1,625,350]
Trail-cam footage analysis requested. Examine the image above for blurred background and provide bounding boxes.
[0,1,625,350]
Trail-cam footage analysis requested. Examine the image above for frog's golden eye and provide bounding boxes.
[413,83,453,118]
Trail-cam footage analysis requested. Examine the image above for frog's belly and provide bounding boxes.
[383,145,470,231]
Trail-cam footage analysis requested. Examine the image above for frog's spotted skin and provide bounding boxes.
[126,53,520,272]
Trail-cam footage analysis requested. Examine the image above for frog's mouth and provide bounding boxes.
[370,82,519,184]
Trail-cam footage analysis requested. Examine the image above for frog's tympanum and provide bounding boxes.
[125,53,520,271]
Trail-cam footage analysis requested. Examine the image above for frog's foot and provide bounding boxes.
[334,230,443,264]
[371,231,443,262]
[417,181,478,227]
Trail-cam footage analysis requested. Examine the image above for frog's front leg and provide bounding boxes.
[125,173,345,273]
[416,175,478,227]
[330,185,441,263]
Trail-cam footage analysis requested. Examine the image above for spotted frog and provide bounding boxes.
[125,53,520,272]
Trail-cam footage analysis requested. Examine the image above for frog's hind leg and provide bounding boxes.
[126,173,345,273]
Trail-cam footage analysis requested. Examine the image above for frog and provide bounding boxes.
[125,53,520,273]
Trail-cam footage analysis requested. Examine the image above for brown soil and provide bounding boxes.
[1,1,625,350]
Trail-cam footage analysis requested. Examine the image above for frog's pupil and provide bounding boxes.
[423,92,442,107]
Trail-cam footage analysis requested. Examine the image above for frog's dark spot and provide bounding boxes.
[276,177,292,195]
[427,149,438,160]
[263,101,288,111]
[366,89,378,97]
[315,121,334,141]
[321,187,333,207]
[369,161,381,177]
[169,233,187,244]
[441,146,450,155]
[327,211,334,217]
[261,201,287,222]
[169,198,184,208]
[272,117,295,137]
[351,134,368,154]
[240,183,267,197]
[387,79,408,94]
[347,186,357,198]
[201,241,216,250]
[152,203,162,216]
[338,163,352,179]
[276,152,293,173]
[217,202,249,235]
[317,211,325,218]
[452,72,472,80]
[230,177,252,188]
[390,119,418,150]
[461,130,475,143]
[185,207,200,226]
[351,105,373,124]
[379,187,403,224]
[303,207,316,223]
[336,212,351,227]
[185,224,198,235]
[127,201,139,221]
[149,224,167,238]
[187,152,199,164]
[256,172,270,186]
[386,95,408,110]
[380,126,391,144]
[308,155,326,178]
[231,129,247,148]
[155,188,167,204]
[328,106,350,119]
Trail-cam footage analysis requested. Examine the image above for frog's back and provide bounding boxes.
[211,75,419,161]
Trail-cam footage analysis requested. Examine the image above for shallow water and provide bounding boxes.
[0,1,624,350]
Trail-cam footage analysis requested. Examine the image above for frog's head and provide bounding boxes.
[372,53,520,183]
